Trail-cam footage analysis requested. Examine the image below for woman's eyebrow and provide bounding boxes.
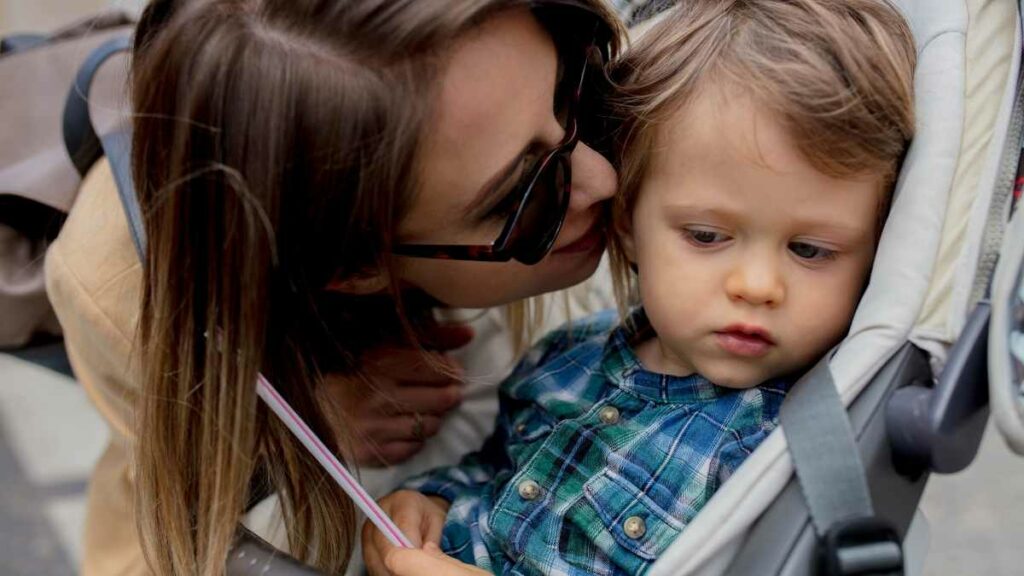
[463,146,531,219]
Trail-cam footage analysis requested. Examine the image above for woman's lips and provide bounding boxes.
[714,325,775,357]
[552,222,604,256]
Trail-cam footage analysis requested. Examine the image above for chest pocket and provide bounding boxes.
[507,405,555,444]
[562,467,685,574]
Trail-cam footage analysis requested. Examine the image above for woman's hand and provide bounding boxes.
[324,323,474,466]
[384,542,491,576]
[363,490,454,576]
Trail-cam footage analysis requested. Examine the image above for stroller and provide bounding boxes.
[59,0,1024,573]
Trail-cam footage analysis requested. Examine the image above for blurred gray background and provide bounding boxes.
[0,0,144,36]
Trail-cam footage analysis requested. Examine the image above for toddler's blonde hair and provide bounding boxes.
[607,0,916,311]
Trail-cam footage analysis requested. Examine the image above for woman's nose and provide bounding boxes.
[568,142,617,212]
[725,255,786,308]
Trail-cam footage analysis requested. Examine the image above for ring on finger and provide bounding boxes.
[412,412,425,441]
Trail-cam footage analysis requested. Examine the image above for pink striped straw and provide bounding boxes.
[255,373,413,549]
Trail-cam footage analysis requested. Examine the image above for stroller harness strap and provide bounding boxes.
[781,356,903,575]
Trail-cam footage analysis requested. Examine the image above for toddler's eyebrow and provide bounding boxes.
[664,203,872,243]
[791,222,873,245]
[787,212,874,238]
[662,204,736,222]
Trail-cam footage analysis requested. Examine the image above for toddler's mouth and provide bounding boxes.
[714,325,775,357]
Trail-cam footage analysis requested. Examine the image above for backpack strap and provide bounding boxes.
[103,128,145,259]
[61,35,145,259]
[62,35,131,177]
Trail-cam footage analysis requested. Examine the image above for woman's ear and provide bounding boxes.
[325,268,390,295]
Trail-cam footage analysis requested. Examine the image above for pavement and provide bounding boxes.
[1,346,1022,575]
[0,347,106,575]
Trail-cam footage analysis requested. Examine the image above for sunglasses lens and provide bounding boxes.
[554,52,584,132]
[511,156,569,265]
[578,49,612,153]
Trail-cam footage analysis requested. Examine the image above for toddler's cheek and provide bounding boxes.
[780,321,849,377]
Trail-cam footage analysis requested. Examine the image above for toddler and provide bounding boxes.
[366,0,915,574]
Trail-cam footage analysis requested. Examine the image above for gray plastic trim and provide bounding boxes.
[227,528,323,576]
[887,303,991,473]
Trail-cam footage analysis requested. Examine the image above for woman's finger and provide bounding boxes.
[386,385,462,415]
[359,413,444,441]
[367,349,463,384]
[418,322,475,351]
[347,438,425,467]
[352,383,459,420]
[413,414,445,439]
[376,439,428,464]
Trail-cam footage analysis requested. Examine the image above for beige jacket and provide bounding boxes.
[45,159,145,575]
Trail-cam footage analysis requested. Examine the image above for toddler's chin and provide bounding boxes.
[699,362,775,390]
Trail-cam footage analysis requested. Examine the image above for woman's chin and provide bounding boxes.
[403,243,607,310]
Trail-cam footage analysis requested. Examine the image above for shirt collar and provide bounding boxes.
[601,308,736,405]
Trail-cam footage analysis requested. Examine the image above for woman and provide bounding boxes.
[121,0,625,574]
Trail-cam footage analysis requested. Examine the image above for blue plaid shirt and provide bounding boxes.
[404,310,789,575]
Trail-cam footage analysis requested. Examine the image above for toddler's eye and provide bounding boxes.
[789,242,836,261]
[683,228,730,246]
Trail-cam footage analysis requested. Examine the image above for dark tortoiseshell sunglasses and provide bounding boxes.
[393,11,609,265]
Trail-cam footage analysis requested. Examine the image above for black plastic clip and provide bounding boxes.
[819,516,904,576]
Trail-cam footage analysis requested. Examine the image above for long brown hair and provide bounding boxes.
[131,0,620,574]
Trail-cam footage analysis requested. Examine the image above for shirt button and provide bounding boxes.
[598,406,620,425]
[623,516,646,539]
[517,479,542,501]
[515,423,527,434]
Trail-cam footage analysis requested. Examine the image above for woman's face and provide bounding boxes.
[394,8,617,308]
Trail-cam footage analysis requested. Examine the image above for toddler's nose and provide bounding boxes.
[725,257,785,307]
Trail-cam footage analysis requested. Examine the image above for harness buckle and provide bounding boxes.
[819,516,904,576]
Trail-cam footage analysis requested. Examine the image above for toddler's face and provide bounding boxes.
[624,88,882,388]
